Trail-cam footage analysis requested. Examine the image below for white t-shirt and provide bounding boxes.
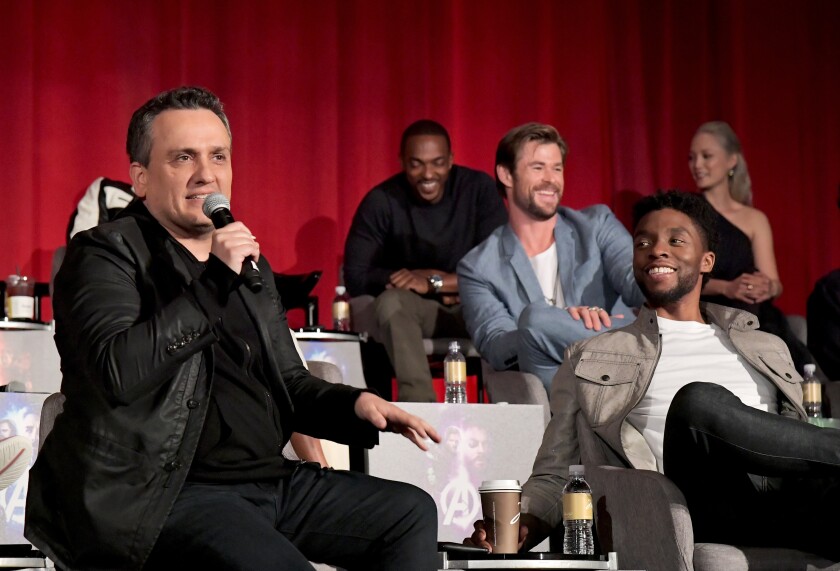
[529,244,565,308]
[626,315,778,472]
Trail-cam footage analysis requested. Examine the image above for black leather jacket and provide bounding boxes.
[25,201,376,570]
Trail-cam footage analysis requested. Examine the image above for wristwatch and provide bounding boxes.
[427,274,444,294]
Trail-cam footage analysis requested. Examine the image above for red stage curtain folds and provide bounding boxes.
[2,0,838,322]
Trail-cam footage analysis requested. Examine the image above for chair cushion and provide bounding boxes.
[422,337,479,357]
[694,544,840,571]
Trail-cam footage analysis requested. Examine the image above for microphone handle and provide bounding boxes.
[208,208,263,293]
[241,258,264,293]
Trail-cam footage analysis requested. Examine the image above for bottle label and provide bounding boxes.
[445,361,466,383]
[803,382,822,404]
[563,492,592,520]
[8,296,34,320]
[332,301,350,320]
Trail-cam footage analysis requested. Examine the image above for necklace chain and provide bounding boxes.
[545,262,559,306]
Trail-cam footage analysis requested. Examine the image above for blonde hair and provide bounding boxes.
[695,121,752,205]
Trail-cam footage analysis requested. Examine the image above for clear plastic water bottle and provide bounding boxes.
[563,464,594,555]
[332,286,351,331]
[802,363,822,418]
[444,341,467,404]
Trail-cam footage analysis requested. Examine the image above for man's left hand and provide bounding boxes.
[354,393,441,451]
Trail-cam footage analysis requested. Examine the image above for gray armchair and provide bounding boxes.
[588,465,840,571]
[577,415,840,571]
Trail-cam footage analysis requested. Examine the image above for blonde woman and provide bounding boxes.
[689,121,821,376]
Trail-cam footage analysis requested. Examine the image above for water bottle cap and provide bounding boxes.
[804,363,816,375]
[335,286,346,295]
[569,464,585,477]
[448,340,460,353]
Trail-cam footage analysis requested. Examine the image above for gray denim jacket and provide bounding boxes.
[521,303,805,532]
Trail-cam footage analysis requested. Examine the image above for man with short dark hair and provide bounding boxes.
[458,122,643,391]
[344,120,507,402]
[470,190,840,560]
[26,86,441,571]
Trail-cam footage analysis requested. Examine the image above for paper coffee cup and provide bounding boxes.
[478,479,522,554]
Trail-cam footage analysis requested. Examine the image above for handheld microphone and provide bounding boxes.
[202,193,263,293]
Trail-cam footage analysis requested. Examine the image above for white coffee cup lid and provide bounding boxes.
[478,479,521,492]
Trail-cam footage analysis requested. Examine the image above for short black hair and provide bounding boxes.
[127,86,231,166]
[399,119,451,156]
[633,190,719,254]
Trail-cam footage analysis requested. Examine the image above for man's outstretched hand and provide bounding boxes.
[354,392,441,450]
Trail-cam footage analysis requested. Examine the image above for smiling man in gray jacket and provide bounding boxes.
[470,191,840,560]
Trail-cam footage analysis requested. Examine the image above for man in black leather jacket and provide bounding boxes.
[25,86,441,571]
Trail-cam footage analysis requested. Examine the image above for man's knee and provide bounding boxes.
[672,382,734,409]
[518,305,556,348]
[518,304,584,353]
[387,482,437,528]
[374,289,413,326]
[518,304,554,332]
[667,382,738,429]
[364,482,437,570]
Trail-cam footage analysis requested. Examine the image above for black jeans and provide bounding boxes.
[663,382,840,559]
[145,462,438,570]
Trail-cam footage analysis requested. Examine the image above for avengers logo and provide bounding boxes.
[440,479,480,528]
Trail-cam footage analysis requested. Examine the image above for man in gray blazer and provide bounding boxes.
[457,123,644,390]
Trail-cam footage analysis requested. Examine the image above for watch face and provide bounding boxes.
[429,275,443,292]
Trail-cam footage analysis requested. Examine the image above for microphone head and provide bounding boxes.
[202,193,230,218]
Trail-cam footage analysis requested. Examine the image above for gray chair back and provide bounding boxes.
[481,360,549,423]
[38,392,66,450]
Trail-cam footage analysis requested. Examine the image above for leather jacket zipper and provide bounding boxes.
[264,390,282,448]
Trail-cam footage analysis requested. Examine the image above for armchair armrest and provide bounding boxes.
[481,360,549,424]
[307,360,342,385]
[588,465,694,571]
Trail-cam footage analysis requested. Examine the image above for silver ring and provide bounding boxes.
[747,284,753,290]
[587,306,602,312]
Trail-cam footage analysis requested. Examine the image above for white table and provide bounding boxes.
[439,551,624,569]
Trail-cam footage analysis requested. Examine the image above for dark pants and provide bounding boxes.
[145,463,438,570]
[663,382,840,560]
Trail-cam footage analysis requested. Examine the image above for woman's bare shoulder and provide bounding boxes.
[729,204,772,236]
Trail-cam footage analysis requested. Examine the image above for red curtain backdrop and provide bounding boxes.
[3,0,838,322]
